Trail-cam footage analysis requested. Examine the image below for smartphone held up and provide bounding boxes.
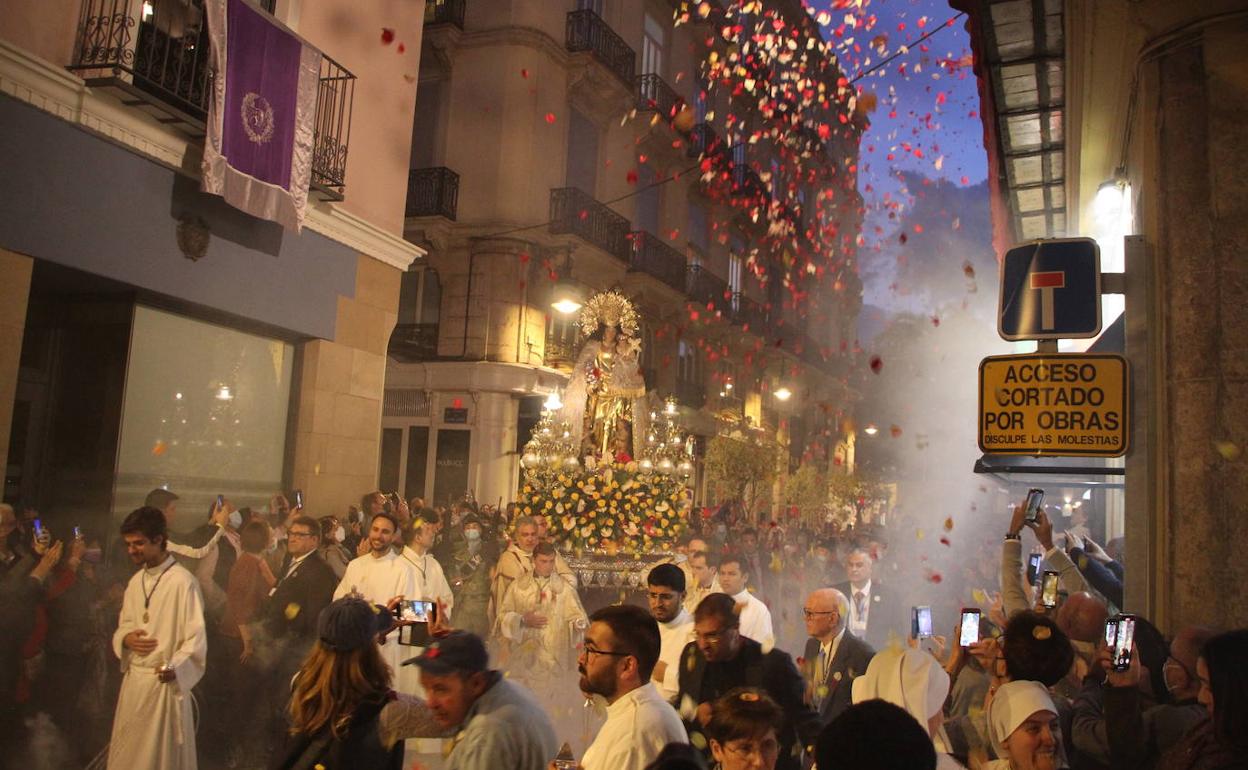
[911,605,934,639]
[1107,615,1136,672]
[1040,571,1060,609]
[959,608,981,647]
[1023,488,1045,524]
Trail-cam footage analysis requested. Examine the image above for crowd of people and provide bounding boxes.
[0,489,1245,770]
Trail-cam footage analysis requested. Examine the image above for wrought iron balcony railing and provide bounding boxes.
[731,293,770,331]
[565,9,636,87]
[629,231,687,292]
[406,167,459,220]
[389,323,440,362]
[424,0,465,28]
[549,187,632,263]
[686,122,724,159]
[635,73,683,117]
[544,332,577,369]
[68,0,354,199]
[685,265,730,313]
[729,157,768,202]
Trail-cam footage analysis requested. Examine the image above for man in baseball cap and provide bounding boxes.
[405,631,558,770]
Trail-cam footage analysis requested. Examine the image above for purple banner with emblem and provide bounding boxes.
[202,0,320,230]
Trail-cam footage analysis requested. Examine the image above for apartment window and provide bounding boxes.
[566,107,600,194]
[642,13,666,76]
[397,268,442,326]
[577,0,605,14]
[678,340,698,382]
[728,253,743,309]
[687,201,709,253]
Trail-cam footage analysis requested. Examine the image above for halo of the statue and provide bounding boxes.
[577,290,639,338]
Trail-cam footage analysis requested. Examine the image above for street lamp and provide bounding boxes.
[773,387,792,401]
[863,423,879,436]
[543,391,563,411]
[551,281,583,315]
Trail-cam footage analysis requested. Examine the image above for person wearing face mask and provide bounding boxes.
[1102,626,1219,769]
[448,515,495,637]
[318,515,352,580]
[986,680,1063,770]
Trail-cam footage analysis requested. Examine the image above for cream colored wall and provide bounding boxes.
[0,0,80,67]
[294,0,425,235]
[0,249,34,476]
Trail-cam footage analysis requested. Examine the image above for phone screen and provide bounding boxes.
[294,490,304,509]
[959,610,981,647]
[912,606,933,638]
[215,494,224,509]
[1113,616,1136,671]
[1104,618,1119,648]
[396,600,437,624]
[1027,553,1043,585]
[1041,571,1060,608]
[1024,488,1045,523]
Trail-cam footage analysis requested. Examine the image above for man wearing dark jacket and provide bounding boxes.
[800,587,874,727]
[833,546,902,650]
[676,593,819,770]
[1103,626,1215,770]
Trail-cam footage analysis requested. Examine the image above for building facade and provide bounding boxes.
[390,0,866,512]
[955,0,1248,628]
[0,0,425,529]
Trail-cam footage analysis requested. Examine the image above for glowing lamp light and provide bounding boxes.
[551,279,584,315]
[543,391,563,411]
[552,298,582,315]
[215,385,233,401]
[863,423,879,436]
[773,387,792,401]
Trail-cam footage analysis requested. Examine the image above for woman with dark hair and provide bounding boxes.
[1156,628,1248,770]
[275,598,443,769]
[705,688,784,770]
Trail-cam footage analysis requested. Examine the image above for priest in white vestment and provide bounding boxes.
[490,515,575,627]
[718,554,773,647]
[333,512,417,677]
[395,513,454,697]
[108,506,207,770]
[496,542,587,697]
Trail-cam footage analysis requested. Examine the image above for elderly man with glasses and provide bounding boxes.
[800,587,875,726]
[675,593,819,770]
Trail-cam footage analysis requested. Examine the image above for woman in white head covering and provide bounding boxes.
[984,680,1060,770]
[851,647,966,770]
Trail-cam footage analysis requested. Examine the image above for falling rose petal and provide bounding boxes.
[869,355,883,374]
[943,516,954,531]
[380,28,395,44]
[931,315,941,327]
[626,170,639,185]
[927,571,944,584]
[939,536,951,547]
[544,112,556,124]
[962,261,976,279]
[1214,440,1241,461]
[889,425,902,438]
[521,68,529,78]
[397,42,406,54]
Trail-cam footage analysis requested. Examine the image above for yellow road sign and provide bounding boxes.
[978,354,1129,457]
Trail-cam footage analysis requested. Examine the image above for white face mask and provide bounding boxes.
[464,528,481,541]
[334,526,346,543]
[228,511,243,529]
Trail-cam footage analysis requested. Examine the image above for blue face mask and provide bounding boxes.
[228,511,243,529]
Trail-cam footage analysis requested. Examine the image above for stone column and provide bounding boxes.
[469,391,519,509]
[1141,19,1248,629]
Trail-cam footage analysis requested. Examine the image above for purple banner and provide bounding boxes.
[221,0,300,188]
[202,0,320,230]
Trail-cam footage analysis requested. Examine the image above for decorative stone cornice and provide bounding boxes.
[0,39,424,271]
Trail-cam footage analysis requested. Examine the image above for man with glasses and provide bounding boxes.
[676,593,818,770]
[646,563,696,702]
[801,588,874,726]
[261,514,336,739]
[579,604,688,769]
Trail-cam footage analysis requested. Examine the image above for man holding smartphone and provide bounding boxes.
[1002,501,1091,619]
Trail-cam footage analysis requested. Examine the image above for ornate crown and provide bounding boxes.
[578,290,639,337]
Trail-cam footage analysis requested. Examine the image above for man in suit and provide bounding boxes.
[800,587,875,727]
[834,545,900,650]
[261,513,336,735]
[676,593,819,770]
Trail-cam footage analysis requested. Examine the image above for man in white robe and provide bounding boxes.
[682,547,722,615]
[395,512,455,697]
[496,542,587,698]
[718,553,773,647]
[333,512,417,677]
[108,506,207,770]
[490,515,575,628]
[645,564,695,703]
